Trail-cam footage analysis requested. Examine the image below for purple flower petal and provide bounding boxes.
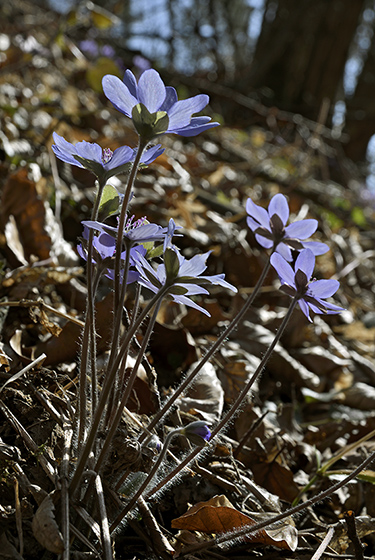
[298,299,312,321]
[173,294,211,316]
[246,198,270,228]
[268,194,289,225]
[285,219,318,239]
[107,145,134,168]
[295,249,315,280]
[102,74,137,117]
[168,95,210,129]
[159,86,178,112]
[123,69,138,98]
[137,69,166,113]
[173,118,219,137]
[270,253,296,286]
[307,279,339,298]
[302,241,329,255]
[255,234,273,249]
[275,243,293,261]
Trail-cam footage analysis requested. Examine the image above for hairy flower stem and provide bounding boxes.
[139,253,273,443]
[77,179,105,446]
[93,299,163,475]
[107,238,134,376]
[143,297,298,502]
[69,285,170,497]
[110,429,186,533]
[113,140,147,311]
[181,448,375,557]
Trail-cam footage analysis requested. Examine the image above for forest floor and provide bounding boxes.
[2,2,375,559]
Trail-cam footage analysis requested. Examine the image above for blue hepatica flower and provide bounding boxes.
[82,215,167,246]
[246,193,329,261]
[271,248,344,322]
[52,132,163,182]
[134,247,237,316]
[77,226,146,284]
[181,421,211,446]
[102,68,219,138]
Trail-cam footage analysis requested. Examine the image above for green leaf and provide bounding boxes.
[146,244,164,259]
[351,206,367,227]
[98,184,120,221]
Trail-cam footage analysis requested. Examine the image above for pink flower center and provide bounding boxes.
[102,148,113,164]
[125,215,147,231]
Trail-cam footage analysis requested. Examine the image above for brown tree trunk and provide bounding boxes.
[345,36,375,161]
[244,0,365,118]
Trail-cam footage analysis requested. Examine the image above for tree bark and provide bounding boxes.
[244,0,365,118]
[345,35,375,161]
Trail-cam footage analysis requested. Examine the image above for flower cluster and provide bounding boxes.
[134,247,237,316]
[52,132,163,182]
[271,249,344,321]
[246,193,328,261]
[102,69,219,139]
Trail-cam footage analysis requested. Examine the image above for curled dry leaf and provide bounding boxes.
[31,493,64,554]
[178,361,224,423]
[171,494,297,551]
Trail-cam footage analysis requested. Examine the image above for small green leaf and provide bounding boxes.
[98,184,120,221]
[146,244,164,259]
[351,206,366,227]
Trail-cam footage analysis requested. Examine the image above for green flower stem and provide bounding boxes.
[109,428,184,533]
[139,252,273,443]
[77,179,106,446]
[180,448,375,557]
[143,296,299,505]
[93,298,163,475]
[69,285,170,497]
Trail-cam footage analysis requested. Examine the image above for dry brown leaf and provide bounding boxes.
[171,495,297,550]
[251,460,299,503]
[1,169,51,261]
[32,493,64,554]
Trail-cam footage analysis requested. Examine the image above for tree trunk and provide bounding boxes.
[244,0,365,119]
[344,35,375,161]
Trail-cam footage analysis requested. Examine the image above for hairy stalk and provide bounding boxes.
[113,140,147,311]
[109,294,297,533]
[93,299,163,476]
[77,179,105,446]
[139,253,273,442]
[144,297,298,500]
[110,429,184,533]
[69,285,170,496]
[180,448,375,556]
[105,244,132,425]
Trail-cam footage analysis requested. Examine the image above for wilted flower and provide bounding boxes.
[271,248,344,321]
[246,193,329,261]
[134,247,237,316]
[102,68,219,139]
[52,132,163,182]
[181,421,211,446]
